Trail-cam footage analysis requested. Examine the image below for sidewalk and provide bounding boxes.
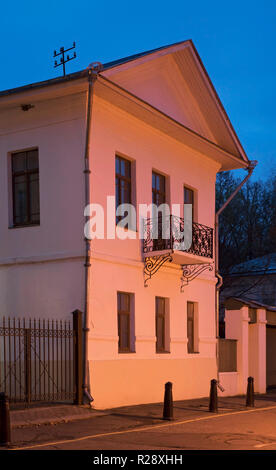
[10,389,276,429]
[10,404,108,428]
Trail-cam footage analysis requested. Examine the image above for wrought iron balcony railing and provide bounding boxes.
[143,215,213,259]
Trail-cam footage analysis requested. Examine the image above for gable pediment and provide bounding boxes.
[101,42,247,162]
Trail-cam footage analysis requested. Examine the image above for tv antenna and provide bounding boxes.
[53,42,77,76]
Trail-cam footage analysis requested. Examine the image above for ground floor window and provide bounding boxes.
[187,301,198,353]
[117,292,135,353]
[155,296,170,353]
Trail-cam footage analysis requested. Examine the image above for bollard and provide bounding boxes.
[209,379,218,413]
[246,376,255,407]
[163,382,173,420]
[0,393,11,446]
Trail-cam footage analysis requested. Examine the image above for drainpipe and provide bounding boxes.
[82,62,103,404]
[215,159,257,384]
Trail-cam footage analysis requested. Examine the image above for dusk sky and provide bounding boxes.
[1,1,275,180]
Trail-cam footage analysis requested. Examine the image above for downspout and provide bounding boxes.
[82,62,103,404]
[215,159,257,384]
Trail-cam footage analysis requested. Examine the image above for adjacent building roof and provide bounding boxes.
[226,253,276,277]
[225,297,276,312]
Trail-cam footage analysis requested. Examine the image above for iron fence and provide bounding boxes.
[0,315,79,404]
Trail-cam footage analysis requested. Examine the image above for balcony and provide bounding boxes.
[143,215,214,288]
[143,215,213,264]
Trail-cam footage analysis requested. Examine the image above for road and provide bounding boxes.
[9,402,276,450]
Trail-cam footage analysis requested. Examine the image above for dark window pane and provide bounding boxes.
[12,152,26,172]
[27,150,39,170]
[29,175,40,219]
[187,302,194,353]
[156,315,165,351]
[118,313,130,350]
[14,176,28,224]
[12,149,40,226]
[156,297,166,352]
[156,297,165,315]
[120,293,130,313]
[115,156,120,174]
[115,156,131,219]
[152,172,166,205]
[118,292,131,352]
[184,187,194,205]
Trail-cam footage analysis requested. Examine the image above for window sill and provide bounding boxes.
[156,351,171,354]
[9,224,40,229]
[118,350,136,354]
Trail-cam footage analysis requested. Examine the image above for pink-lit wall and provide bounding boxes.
[0,84,220,408]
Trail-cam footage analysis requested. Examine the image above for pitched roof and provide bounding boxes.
[0,40,249,166]
[0,40,190,98]
[226,253,276,276]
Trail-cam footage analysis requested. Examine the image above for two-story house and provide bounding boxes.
[0,40,250,408]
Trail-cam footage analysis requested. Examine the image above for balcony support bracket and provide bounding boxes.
[144,254,173,287]
[180,263,214,293]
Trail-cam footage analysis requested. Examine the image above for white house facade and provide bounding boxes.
[0,40,250,408]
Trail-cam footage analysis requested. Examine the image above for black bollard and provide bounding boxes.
[0,393,11,446]
[246,376,254,407]
[163,382,173,420]
[209,379,218,413]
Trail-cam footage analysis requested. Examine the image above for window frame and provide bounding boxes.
[184,186,195,220]
[11,148,40,228]
[155,296,169,353]
[115,155,132,226]
[187,301,199,354]
[152,171,166,206]
[117,291,134,353]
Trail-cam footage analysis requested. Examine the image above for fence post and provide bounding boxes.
[0,393,11,446]
[24,329,31,405]
[72,310,83,405]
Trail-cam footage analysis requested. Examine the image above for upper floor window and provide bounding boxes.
[11,149,40,227]
[184,186,194,219]
[116,155,131,225]
[152,171,166,206]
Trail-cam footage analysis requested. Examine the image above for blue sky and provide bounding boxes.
[1,0,275,180]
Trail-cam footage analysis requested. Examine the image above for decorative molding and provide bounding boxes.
[135,335,156,343]
[0,251,84,267]
[89,334,119,342]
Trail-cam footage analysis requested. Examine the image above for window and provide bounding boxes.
[187,301,197,354]
[156,297,169,353]
[117,292,135,353]
[116,155,131,225]
[152,172,167,250]
[152,171,166,206]
[184,186,194,219]
[11,149,40,227]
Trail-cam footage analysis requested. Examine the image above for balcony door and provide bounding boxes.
[152,171,167,251]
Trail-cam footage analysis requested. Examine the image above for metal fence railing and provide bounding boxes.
[0,312,82,405]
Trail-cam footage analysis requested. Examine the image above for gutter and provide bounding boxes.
[82,63,103,404]
[214,159,257,384]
